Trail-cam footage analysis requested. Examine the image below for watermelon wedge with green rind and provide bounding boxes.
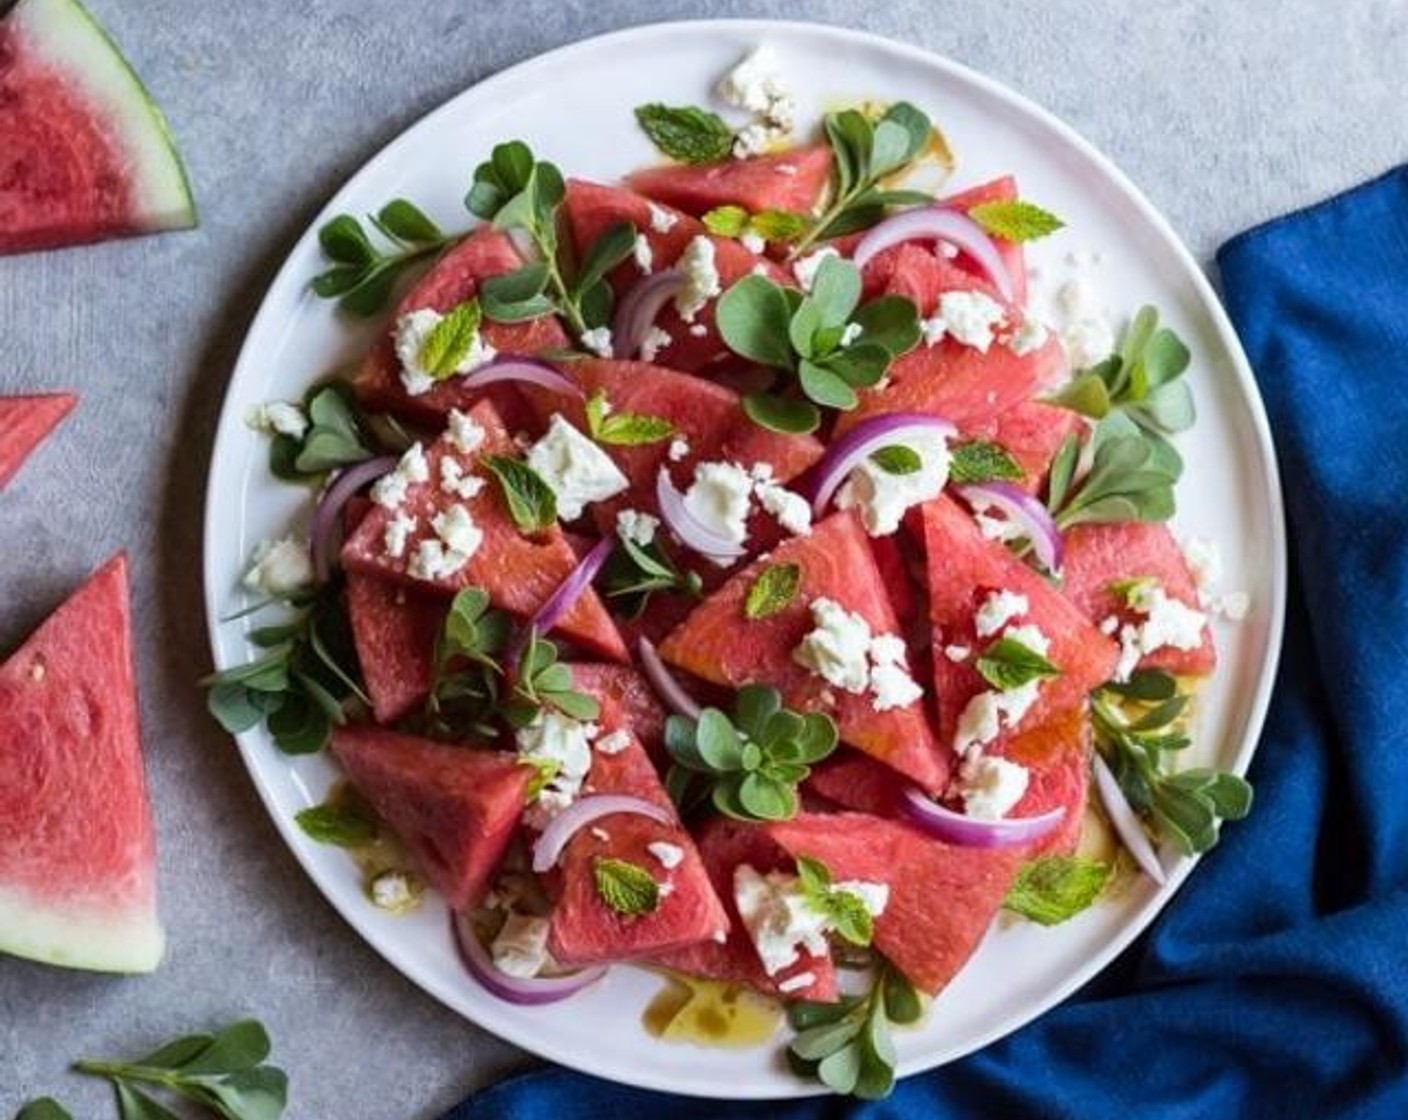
[659,510,948,792]
[626,145,832,217]
[329,726,530,911]
[340,398,629,662]
[0,552,164,973]
[1,0,195,255]
[767,811,1022,996]
[0,392,75,490]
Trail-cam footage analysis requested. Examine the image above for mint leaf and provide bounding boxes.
[593,857,661,916]
[634,103,734,164]
[949,440,1024,484]
[750,209,809,242]
[1004,855,1112,925]
[975,635,1061,691]
[295,802,377,847]
[419,298,484,379]
[585,391,676,446]
[744,563,802,620]
[870,445,921,475]
[702,205,750,237]
[481,454,557,532]
[968,199,1065,243]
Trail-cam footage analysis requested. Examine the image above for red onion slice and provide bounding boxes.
[507,536,614,664]
[1092,754,1167,885]
[311,455,398,583]
[957,481,1065,573]
[655,468,746,563]
[852,207,1015,303]
[807,412,957,517]
[458,355,583,398]
[900,785,1065,848]
[638,636,702,720]
[452,911,606,1005]
[530,793,674,873]
[611,269,686,359]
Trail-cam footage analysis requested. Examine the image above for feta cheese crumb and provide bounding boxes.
[431,504,483,559]
[516,710,599,828]
[668,436,691,462]
[647,841,685,870]
[371,442,430,509]
[243,537,313,596]
[407,539,464,581]
[924,290,1007,353]
[370,870,421,912]
[794,598,873,694]
[953,680,1041,755]
[439,456,485,500]
[648,202,679,233]
[594,729,631,756]
[943,644,972,663]
[1002,623,1051,658]
[740,229,766,255]
[394,307,496,396]
[526,414,630,520]
[632,233,654,274]
[1056,279,1114,368]
[755,477,813,536]
[639,324,673,363]
[589,827,611,842]
[733,864,887,976]
[777,971,817,994]
[446,408,486,454]
[616,508,660,548]
[868,633,923,711]
[1112,583,1208,681]
[973,506,1025,544]
[688,323,709,338]
[383,511,416,560]
[792,247,839,293]
[839,322,864,348]
[1006,317,1049,357]
[717,46,797,158]
[674,236,722,322]
[244,400,308,439]
[490,913,552,978]
[579,326,615,359]
[974,589,1029,638]
[682,460,755,562]
[1098,615,1120,636]
[958,754,1031,820]
[835,429,952,537]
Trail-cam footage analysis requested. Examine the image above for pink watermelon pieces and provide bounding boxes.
[1060,522,1216,676]
[0,552,164,972]
[967,401,1085,495]
[567,662,667,762]
[1,0,195,256]
[352,226,568,428]
[921,495,1118,752]
[659,510,949,793]
[0,392,75,490]
[545,666,728,966]
[656,816,838,1002]
[767,811,1022,996]
[805,748,908,818]
[626,146,832,217]
[340,397,628,662]
[995,708,1092,856]
[329,726,530,910]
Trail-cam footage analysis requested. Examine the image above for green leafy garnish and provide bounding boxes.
[584,388,675,446]
[787,959,921,1099]
[703,204,809,244]
[312,201,452,316]
[66,1020,287,1120]
[869,445,921,475]
[974,635,1061,691]
[418,298,484,380]
[665,685,837,821]
[480,454,557,532]
[634,103,735,164]
[796,856,875,947]
[503,629,602,727]
[269,383,376,480]
[596,536,702,619]
[948,439,1025,484]
[968,199,1065,243]
[743,562,802,620]
[716,257,920,434]
[1003,855,1112,925]
[294,801,378,848]
[1092,674,1253,855]
[593,857,661,916]
[1045,414,1181,530]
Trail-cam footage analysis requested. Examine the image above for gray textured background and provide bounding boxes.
[1,1,1403,1116]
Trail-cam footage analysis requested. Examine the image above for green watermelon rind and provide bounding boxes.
[0,885,165,973]
[13,0,197,229]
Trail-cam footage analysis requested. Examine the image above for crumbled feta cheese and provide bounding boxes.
[1219,591,1251,620]
[717,46,796,158]
[958,754,1031,820]
[682,460,755,561]
[446,408,486,454]
[839,322,864,348]
[639,324,673,363]
[371,442,430,509]
[974,589,1029,638]
[944,644,972,663]
[383,511,416,560]
[594,729,631,756]
[490,913,552,978]
[516,710,598,828]
[632,233,654,274]
[648,202,679,233]
[973,507,1025,544]
[243,537,313,596]
[1112,583,1208,681]
[1182,537,1223,601]
[733,864,886,976]
[924,290,1007,353]
[589,827,610,842]
[792,247,839,293]
[244,400,308,439]
[394,308,496,396]
[668,436,691,462]
[407,539,465,581]
[1056,279,1114,368]
[740,229,766,255]
[647,841,685,870]
[794,598,873,694]
[579,326,615,359]
[1098,615,1120,636]
[953,680,1041,755]
[658,881,675,899]
[526,414,630,520]
[1002,623,1051,658]
[438,456,485,500]
[431,504,483,559]
[777,971,816,994]
[616,508,660,548]
[750,262,771,278]
[674,236,722,322]
[835,879,889,918]
[369,870,421,913]
[1006,317,1049,356]
[870,658,923,711]
[754,478,813,536]
[688,323,709,338]
[919,315,948,347]
[835,429,952,537]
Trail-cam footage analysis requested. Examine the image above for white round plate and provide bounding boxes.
[204,18,1286,1099]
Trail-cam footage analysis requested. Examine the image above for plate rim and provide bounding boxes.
[202,16,1288,1099]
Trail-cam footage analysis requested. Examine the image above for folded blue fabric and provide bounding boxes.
[451,170,1408,1120]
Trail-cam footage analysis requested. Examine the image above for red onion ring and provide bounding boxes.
[458,355,583,397]
[451,911,606,1005]
[311,455,398,583]
[852,207,1015,303]
[530,793,674,873]
[957,481,1065,573]
[655,468,746,563]
[638,636,702,720]
[507,536,614,664]
[1092,754,1166,885]
[611,269,686,360]
[807,412,957,517]
[900,785,1065,848]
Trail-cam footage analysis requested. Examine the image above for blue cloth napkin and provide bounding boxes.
[450,169,1408,1120]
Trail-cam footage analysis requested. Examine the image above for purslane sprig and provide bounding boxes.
[268,383,379,481]
[313,200,454,316]
[1045,413,1181,530]
[596,535,703,620]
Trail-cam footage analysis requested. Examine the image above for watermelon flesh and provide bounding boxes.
[995,708,1092,856]
[626,146,832,217]
[968,400,1085,494]
[0,392,75,490]
[659,510,949,793]
[0,553,163,972]
[939,176,1029,306]
[329,727,530,910]
[0,0,194,255]
[767,811,1021,996]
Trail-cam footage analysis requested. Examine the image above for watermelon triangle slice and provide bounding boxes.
[329,727,531,910]
[995,707,1092,857]
[626,145,832,217]
[1,0,195,255]
[0,553,164,972]
[659,510,949,792]
[0,392,76,490]
[767,811,1022,996]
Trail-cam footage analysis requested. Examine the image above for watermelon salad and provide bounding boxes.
[210,46,1253,1097]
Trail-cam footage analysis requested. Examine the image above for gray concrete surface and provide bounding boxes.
[1,0,1403,1115]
